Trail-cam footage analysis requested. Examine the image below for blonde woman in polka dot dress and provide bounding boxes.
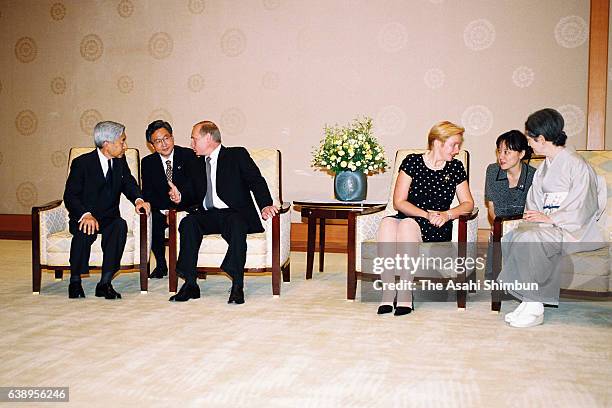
[376,121,475,316]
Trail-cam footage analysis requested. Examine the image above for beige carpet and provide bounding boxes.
[0,239,611,407]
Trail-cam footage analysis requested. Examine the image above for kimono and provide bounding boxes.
[498,147,606,304]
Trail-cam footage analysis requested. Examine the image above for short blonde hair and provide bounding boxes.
[427,121,464,149]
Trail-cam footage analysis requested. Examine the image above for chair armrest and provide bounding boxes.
[32,200,67,266]
[132,210,151,264]
[34,200,67,236]
[492,214,523,242]
[277,202,291,214]
[270,202,291,266]
[357,204,387,217]
[458,208,479,222]
[33,200,63,213]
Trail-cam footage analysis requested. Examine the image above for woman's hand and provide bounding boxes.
[427,210,450,228]
[523,210,553,224]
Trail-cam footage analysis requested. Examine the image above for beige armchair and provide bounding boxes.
[31,148,152,294]
[347,149,479,309]
[168,149,291,296]
[491,150,612,311]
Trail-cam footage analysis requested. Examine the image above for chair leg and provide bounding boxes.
[456,273,466,310]
[272,263,281,296]
[32,263,41,294]
[54,270,63,281]
[282,261,290,283]
[139,212,148,293]
[457,289,467,310]
[467,264,477,293]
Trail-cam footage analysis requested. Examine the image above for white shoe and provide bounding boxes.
[509,312,544,328]
[504,302,527,323]
[509,302,544,328]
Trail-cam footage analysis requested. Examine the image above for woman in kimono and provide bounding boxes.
[500,108,605,328]
[376,121,474,316]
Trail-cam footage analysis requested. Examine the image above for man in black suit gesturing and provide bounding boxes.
[141,120,196,279]
[63,121,151,299]
[167,121,278,303]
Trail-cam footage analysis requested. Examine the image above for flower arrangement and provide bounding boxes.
[311,116,388,174]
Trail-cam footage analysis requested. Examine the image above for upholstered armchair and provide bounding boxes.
[491,151,612,312]
[167,149,291,296]
[31,148,152,294]
[347,149,479,309]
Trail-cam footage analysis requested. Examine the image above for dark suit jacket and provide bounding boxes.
[63,149,142,223]
[182,146,273,233]
[141,145,196,212]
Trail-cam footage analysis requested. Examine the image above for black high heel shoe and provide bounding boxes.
[394,297,415,316]
[377,305,393,314]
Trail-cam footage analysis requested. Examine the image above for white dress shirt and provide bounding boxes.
[159,149,174,171]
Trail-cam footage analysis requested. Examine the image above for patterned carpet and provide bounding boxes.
[0,240,611,407]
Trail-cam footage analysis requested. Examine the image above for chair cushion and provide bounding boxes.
[46,230,135,253]
[197,233,267,255]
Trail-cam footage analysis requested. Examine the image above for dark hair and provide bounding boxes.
[496,130,532,160]
[524,108,567,146]
[145,120,173,143]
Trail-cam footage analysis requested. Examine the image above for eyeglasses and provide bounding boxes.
[152,135,173,146]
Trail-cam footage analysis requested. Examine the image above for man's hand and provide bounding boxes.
[523,210,553,224]
[79,214,99,235]
[168,181,181,204]
[135,200,151,215]
[261,205,279,220]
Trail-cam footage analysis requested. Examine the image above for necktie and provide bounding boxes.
[105,159,112,184]
[165,160,172,183]
[204,157,214,210]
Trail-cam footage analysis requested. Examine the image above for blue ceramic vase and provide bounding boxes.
[334,170,367,201]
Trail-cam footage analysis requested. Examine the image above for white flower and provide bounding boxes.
[356,161,361,167]
[340,161,347,168]
[338,150,345,156]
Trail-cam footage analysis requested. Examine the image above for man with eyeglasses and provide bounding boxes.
[142,120,196,279]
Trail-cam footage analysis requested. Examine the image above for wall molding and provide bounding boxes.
[0,214,32,240]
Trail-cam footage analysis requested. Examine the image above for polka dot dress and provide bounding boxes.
[395,153,467,242]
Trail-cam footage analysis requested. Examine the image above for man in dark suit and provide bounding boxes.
[63,121,151,299]
[141,120,196,279]
[167,120,278,303]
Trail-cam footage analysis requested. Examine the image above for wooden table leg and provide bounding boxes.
[306,211,316,279]
[319,218,325,272]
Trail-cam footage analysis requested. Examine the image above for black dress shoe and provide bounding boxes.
[228,283,244,304]
[169,282,200,302]
[68,282,85,299]
[149,267,168,279]
[377,305,393,314]
[95,282,122,299]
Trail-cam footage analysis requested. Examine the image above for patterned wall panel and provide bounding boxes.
[0,0,592,217]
